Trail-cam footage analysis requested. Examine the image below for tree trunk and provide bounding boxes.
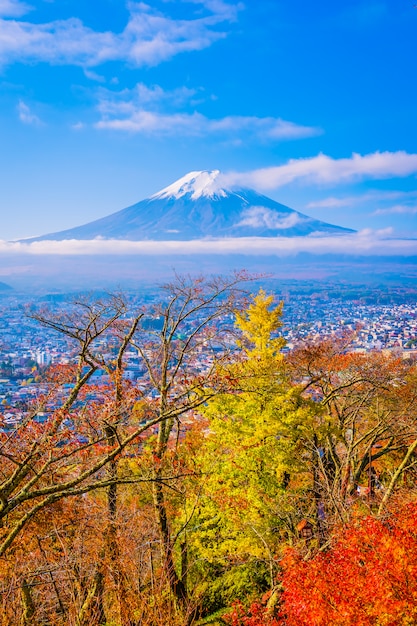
[76,568,106,626]
[153,474,187,605]
[312,435,325,546]
[378,439,417,515]
[20,579,35,626]
[105,426,132,625]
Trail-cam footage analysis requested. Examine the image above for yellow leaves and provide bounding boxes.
[235,289,285,356]
[131,399,149,423]
[184,291,321,569]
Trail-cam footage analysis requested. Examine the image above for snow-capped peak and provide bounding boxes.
[150,170,228,201]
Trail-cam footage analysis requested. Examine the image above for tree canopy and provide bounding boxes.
[1,279,417,625]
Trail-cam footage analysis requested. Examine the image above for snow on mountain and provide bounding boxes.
[25,170,355,242]
[151,170,227,200]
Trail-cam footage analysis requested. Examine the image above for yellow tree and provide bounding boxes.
[178,291,315,614]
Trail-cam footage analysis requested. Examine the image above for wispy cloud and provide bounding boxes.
[306,190,417,209]
[1,230,416,257]
[0,0,30,18]
[0,18,120,67]
[185,0,243,21]
[17,99,43,125]
[373,204,417,216]
[209,116,321,140]
[0,1,241,68]
[95,83,321,140]
[220,152,417,190]
[237,207,303,229]
[96,82,200,116]
[95,109,321,140]
[96,110,206,135]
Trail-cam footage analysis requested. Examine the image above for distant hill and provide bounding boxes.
[0,281,12,291]
[25,170,355,242]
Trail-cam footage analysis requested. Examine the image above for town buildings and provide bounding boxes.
[1,286,416,425]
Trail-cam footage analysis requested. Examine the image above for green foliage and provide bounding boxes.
[201,560,271,616]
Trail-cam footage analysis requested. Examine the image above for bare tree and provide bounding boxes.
[288,335,417,531]
[128,272,250,609]
[0,272,251,622]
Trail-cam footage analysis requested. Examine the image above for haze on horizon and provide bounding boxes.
[0,0,416,249]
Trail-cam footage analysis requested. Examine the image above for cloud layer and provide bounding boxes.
[1,231,416,257]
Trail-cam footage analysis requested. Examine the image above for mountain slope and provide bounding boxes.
[27,170,355,241]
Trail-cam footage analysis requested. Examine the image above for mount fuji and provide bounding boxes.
[28,170,354,242]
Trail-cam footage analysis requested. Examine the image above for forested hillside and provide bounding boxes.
[1,275,416,626]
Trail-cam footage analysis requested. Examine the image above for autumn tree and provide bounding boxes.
[4,279,417,624]
[176,290,316,615]
[278,501,417,626]
[0,273,251,623]
[122,273,253,616]
[287,335,417,532]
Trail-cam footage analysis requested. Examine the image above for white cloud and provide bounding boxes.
[17,99,42,125]
[0,0,30,17]
[373,204,417,216]
[1,230,416,257]
[83,69,106,82]
[306,191,417,209]
[124,3,230,66]
[95,91,321,140]
[96,109,207,134]
[95,83,321,140]
[208,116,322,140]
[220,152,417,190]
[96,83,199,117]
[0,18,120,67]
[0,1,241,68]
[237,206,303,229]
[136,82,198,106]
[185,0,243,21]
[306,196,356,209]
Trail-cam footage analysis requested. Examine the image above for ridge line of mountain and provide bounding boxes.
[20,170,355,243]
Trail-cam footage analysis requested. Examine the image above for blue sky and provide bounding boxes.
[1,0,417,245]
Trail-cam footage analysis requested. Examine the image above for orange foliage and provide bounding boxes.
[279,502,417,625]
[224,600,282,626]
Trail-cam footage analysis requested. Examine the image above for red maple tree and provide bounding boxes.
[279,501,417,626]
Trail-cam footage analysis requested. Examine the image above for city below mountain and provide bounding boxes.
[26,170,355,242]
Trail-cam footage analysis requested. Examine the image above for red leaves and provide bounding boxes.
[226,503,417,626]
[224,600,283,626]
[42,363,77,384]
[278,502,417,626]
